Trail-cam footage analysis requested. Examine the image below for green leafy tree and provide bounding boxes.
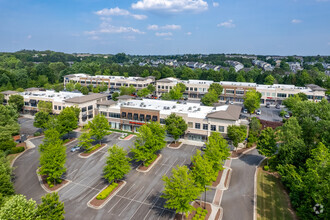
[165,113,188,143]
[78,130,93,151]
[208,83,223,96]
[264,75,275,85]
[87,114,110,144]
[34,111,50,130]
[161,92,171,100]
[249,117,261,135]
[243,90,261,114]
[280,61,290,72]
[74,83,82,91]
[201,91,218,106]
[120,85,135,96]
[137,88,151,97]
[99,82,108,92]
[296,92,308,101]
[0,194,37,220]
[36,192,65,220]
[282,94,302,110]
[103,145,131,183]
[130,122,166,166]
[204,132,230,172]
[257,127,277,165]
[162,165,200,217]
[112,92,119,101]
[227,125,247,151]
[0,152,15,196]
[39,128,62,152]
[0,93,4,104]
[80,86,89,95]
[169,86,183,100]
[37,101,52,113]
[8,94,24,112]
[65,82,75,91]
[147,84,156,93]
[57,106,79,137]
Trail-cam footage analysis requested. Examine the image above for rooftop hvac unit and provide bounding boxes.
[172,105,176,109]
[143,105,146,107]
[188,107,192,110]
[197,108,201,111]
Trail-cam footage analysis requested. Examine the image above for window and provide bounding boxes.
[160,118,165,124]
[140,114,145,121]
[88,105,93,110]
[203,124,208,130]
[307,95,313,100]
[165,86,168,89]
[194,88,197,91]
[186,87,189,91]
[152,116,158,121]
[82,115,87,122]
[127,113,132,120]
[133,113,138,120]
[101,112,107,116]
[316,96,323,100]
[162,86,164,89]
[218,126,224,132]
[272,93,276,97]
[190,87,193,91]
[58,106,62,110]
[110,83,115,86]
[138,84,142,87]
[277,93,287,98]
[236,90,244,95]
[211,125,216,131]
[121,112,126,118]
[170,86,172,89]
[266,92,270,96]
[109,112,120,118]
[92,81,96,84]
[261,92,265,96]
[158,85,160,89]
[188,122,193,128]
[24,102,29,106]
[195,123,200,129]
[146,115,151,121]
[116,83,121,86]
[288,94,294,97]
[54,105,57,110]
[226,89,235,94]
[88,114,93,119]
[82,107,86,112]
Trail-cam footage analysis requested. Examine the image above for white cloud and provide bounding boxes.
[186,32,192,35]
[95,7,147,20]
[132,0,208,13]
[100,23,145,34]
[217,20,235,28]
[213,2,219,7]
[89,36,100,40]
[123,35,136,41]
[148,24,181,30]
[27,35,32,39]
[291,19,302,24]
[155,32,173,37]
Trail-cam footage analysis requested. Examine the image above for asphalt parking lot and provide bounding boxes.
[240,105,284,122]
[18,117,41,137]
[14,130,210,220]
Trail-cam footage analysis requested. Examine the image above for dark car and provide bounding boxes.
[275,104,280,109]
[266,103,270,108]
[70,146,81,152]
[201,146,207,151]
[243,108,248,114]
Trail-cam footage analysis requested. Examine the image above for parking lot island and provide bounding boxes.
[136,154,162,173]
[36,168,71,193]
[78,144,107,158]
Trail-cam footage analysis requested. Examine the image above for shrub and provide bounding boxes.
[49,184,54,188]
[0,140,16,152]
[144,154,157,167]
[202,209,208,215]
[34,132,41,136]
[196,207,202,215]
[280,109,287,117]
[96,182,118,200]
[63,139,70,144]
[264,165,269,171]
[9,146,25,154]
[86,144,101,153]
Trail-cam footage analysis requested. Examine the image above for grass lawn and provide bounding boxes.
[257,162,297,220]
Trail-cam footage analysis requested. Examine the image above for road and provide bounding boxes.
[221,149,264,220]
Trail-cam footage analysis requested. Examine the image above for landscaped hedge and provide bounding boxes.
[96,182,118,200]
[9,146,25,154]
[34,131,41,136]
[86,144,101,153]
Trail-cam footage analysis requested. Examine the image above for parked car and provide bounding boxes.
[256,109,261,115]
[70,146,80,152]
[243,109,248,114]
[275,104,281,109]
[230,101,234,105]
[201,146,207,151]
[284,114,290,119]
[266,103,270,108]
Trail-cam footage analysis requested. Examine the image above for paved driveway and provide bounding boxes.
[221,149,264,220]
[18,117,41,137]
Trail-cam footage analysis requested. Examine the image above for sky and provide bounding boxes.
[0,0,330,55]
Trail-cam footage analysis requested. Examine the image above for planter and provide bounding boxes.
[136,154,162,173]
[36,168,70,193]
[79,144,107,158]
[167,141,183,149]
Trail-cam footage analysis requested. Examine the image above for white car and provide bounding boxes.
[256,109,261,115]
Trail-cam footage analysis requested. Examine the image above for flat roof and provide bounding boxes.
[64,93,108,104]
[1,90,18,95]
[97,100,117,106]
[220,81,257,87]
[20,90,84,103]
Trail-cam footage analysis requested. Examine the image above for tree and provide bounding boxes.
[112,92,119,101]
[39,128,62,152]
[162,165,200,217]
[130,122,166,166]
[201,91,218,106]
[137,88,151,97]
[57,106,79,137]
[34,111,50,130]
[204,132,230,172]
[280,61,290,72]
[0,152,14,196]
[74,83,82,91]
[37,101,52,113]
[65,82,74,91]
[80,86,89,95]
[87,114,110,144]
[296,92,308,101]
[0,93,4,104]
[103,145,131,183]
[208,83,223,96]
[249,117,261,135]
[227,125,247,151]
[264,75,275,85]
[78,130,93,151]
[147,84,156,93]
[36,192,65,220]
[243,90,261,114]
[165,113,188,143]
[282,94,302,110]
[257,127,277,165]
[176,83,186,93]
[169,86,183,100]
[8,94,24,112]
[0,195,37,220]
[120,85,135,96]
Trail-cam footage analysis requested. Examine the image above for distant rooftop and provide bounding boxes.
[20,90,84,103]
[220,81,257,87]
[65,93,108,104]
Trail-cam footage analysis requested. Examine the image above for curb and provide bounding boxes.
[27,135,45,140]
[253,157,266,220]
[224,168,233,189]
[166,142,183,149]
[136,154,162,173]
[63,138,77,146]
[10,138,37,167]
[36,168,71,193]
[87,181,127,209]
[118,134,136,141]
[231,146,257,160]
[78,144,108,159]
[218,206,224,220]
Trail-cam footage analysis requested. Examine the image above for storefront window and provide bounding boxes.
[218,126,224,132]
[188,122,193,128]
[211,125,216,131]
[203,124,208,130]
[195,123,200,129]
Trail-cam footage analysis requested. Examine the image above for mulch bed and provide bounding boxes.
[168,141,182,148]
[215,208,221,220]
[224,169,231,188]
[124,134,134,140]
[80,144,106,157]
[41,174,68,191]
[212,170,224,187]
[230,147,253,158]
[174,201,212,220]
[90,181,124,207]
[138,154,161,171]
[63,138,76,145]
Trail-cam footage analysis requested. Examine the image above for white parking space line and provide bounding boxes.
[180,158,187,166]
[66,169,78,178]
[143,192,163,220]
[128,189,154,220]
[118,186,145,216]
[108,183,136,213]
